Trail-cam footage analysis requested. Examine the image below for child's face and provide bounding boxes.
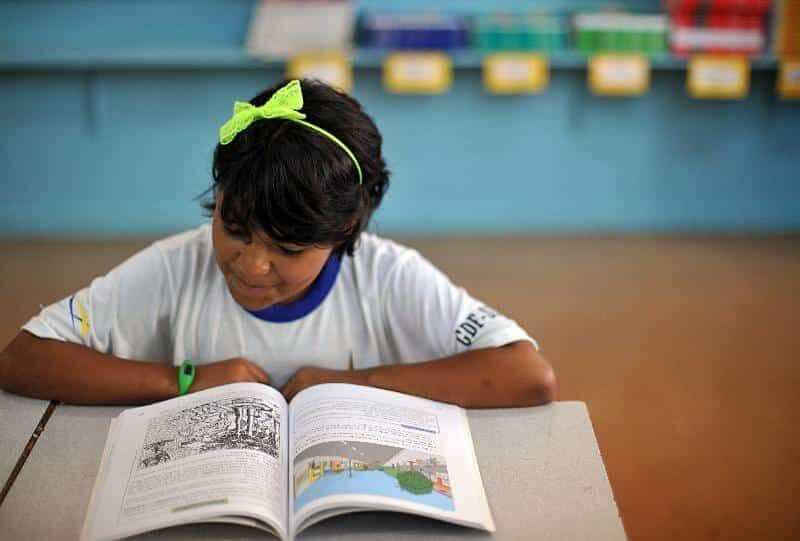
[211,196,334,311]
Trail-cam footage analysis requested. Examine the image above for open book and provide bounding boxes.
[80,382,495,541]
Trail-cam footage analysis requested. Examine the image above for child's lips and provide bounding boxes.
[230,272,278,293]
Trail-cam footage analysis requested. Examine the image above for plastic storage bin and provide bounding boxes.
[472,13,568,52]
[358,12,470,50]
[574,13,668,54]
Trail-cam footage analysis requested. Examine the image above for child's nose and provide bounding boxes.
[238,243,272,275]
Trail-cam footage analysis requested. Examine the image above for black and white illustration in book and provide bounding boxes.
[136,398,281,469]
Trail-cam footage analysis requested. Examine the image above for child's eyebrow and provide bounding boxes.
[248,228,304,250]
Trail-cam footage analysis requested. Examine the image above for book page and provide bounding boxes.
[288,383,495,536]
[81,383,289,541]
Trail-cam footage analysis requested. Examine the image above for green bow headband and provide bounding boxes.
[219,80,363,185]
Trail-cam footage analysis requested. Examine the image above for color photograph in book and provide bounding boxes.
[293,441,454,512]
[136,397,281,469]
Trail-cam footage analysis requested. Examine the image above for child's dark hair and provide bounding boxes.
[201,78,390,257]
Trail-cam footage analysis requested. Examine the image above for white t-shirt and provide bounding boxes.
[23,225,536,388]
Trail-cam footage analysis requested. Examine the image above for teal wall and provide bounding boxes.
[1,0,798,236]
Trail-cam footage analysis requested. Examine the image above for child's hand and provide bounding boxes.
[281,366,367,402]
[190,357,270,392]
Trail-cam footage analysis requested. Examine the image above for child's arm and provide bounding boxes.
[0,331,270,405]
[280,340,556,408]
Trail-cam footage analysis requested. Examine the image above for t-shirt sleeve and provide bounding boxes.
[379,250,538,364]
[21,241,174,362]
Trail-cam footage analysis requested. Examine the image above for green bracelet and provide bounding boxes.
[177,360,196,396]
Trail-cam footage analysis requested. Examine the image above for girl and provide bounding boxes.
[0,79,555,408]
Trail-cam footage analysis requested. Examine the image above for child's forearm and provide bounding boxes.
[358,341,556,408]
[283,341,557,408]
[0,331,176,405]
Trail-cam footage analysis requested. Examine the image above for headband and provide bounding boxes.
[219,80,363,185]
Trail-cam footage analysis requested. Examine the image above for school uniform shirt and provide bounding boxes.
[22,224,537,388]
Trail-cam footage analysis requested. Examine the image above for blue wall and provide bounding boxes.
[1,0,799,236]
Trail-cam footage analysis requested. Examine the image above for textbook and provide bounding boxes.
[80,382,495,541]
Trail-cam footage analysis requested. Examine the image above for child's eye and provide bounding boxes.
[276,244,305,256]
[224,225,251,242]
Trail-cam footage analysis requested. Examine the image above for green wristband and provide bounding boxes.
[177,360,196,396]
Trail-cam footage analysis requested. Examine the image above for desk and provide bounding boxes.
[0,391,50,486]
[0,401,625,540]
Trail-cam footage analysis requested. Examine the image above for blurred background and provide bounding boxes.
[1,0,799,539]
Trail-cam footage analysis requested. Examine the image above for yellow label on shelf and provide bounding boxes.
[687,55,750,100]
[287,52,353,92]
[778,58,800,99]
[483,53,549,94]
[589,54,650,96]
[383,53,452,94]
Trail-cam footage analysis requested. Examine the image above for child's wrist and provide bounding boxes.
[140,363,183,402]
[348,368,373,388]
[177,360,196,396]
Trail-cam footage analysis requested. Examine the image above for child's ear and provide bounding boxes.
[214,190,225,215]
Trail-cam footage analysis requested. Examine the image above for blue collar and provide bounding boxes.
[246,253,341,323]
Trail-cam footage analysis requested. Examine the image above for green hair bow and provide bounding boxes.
[219,79,363,185]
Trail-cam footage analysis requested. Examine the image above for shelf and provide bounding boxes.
[0,47,780,71]
[0,48,269,70]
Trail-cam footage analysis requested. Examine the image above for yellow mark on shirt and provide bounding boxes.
[76,299,89,337]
